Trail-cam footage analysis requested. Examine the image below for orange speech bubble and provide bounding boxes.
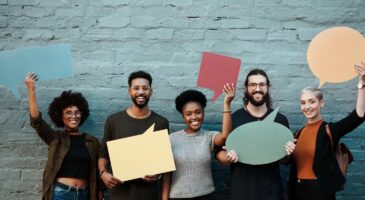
[307,27,365,87]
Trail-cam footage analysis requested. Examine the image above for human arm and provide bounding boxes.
[214,83,236,146]
[98,158,122,188]
[25,72,58,144]
[25,72,40,118]
[161,172,171,200]
[215,147,238,165]
[355,63,365,117]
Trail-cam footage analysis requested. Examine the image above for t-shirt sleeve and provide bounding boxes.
[209,131,220,152]
[99,116,112,159]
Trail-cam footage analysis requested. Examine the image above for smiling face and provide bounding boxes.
[246,74,269,106]
[300,91,324,123]
[128,78,152,108]
[182,101,204,133]
[62,106,81,131]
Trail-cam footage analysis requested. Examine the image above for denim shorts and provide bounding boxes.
[53,181,89,200]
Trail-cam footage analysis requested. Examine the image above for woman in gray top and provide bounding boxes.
[162,84,236,200]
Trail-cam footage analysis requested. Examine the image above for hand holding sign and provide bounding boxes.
[226,108,294,165]
[197,52,241,103]
[107,124,175,182]
[307,27,365,87]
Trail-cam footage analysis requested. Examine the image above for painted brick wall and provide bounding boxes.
[0,0,364,199]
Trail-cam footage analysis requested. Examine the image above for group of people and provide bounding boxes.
[24,63,365,200]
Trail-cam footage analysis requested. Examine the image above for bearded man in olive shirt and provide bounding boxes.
[99,71,169,200]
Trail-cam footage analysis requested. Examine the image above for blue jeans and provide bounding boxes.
[53,181,89,200]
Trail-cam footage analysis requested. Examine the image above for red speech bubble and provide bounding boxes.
[197,52,241,103]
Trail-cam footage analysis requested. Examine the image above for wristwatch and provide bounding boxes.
[357,82,365,89]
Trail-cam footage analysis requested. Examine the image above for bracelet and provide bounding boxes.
[99,169,108,178]
[222,110,231,113]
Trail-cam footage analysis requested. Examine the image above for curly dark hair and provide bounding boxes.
[48,90,90,128]
[175,90,207,113]
[128,70,152,87]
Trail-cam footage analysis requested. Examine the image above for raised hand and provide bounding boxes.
[24,72,38,91]
[223,83,236,105]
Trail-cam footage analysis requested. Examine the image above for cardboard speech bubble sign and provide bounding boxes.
[0,44,73,99]
[226,108,294,165]
[197,52,241,103]
[307,27,365,88]
[107,124,176,182]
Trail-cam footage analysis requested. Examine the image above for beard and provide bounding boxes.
[131,95,150,108]
[246,91,268,106]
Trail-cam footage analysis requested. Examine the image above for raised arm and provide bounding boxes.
[25,72,39,118]
[355,63,365,118]
[214,83,236,146]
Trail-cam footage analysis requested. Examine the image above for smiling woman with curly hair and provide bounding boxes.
[48,90,90,128]
[25,72,103,200]
[162,85,236,200]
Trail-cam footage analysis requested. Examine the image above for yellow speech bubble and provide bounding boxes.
[307,27,365,88]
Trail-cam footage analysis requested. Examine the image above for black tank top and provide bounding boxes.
[57,134,90,180]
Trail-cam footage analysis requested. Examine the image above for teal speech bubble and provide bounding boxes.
[226,108,294,165]
[0,44,73,99]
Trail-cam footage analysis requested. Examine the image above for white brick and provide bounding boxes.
[0,16,7,27]
[22,6,51,17]
[113,28,143,39]
[55,7,84,17]
[231,29,267,41]
[297,28,322,41]
[102,0,130,6]
[174,29,204,40]
[98,16,129,28]
[130,16,160,28]
[8,0,39,6]
[145,28,174,40]
[23,29,54,39]
[267,30,297,42]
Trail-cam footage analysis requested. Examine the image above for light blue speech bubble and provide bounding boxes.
[0,44,73,99]
[226,108,294,165]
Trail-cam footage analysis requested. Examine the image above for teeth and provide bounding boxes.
[191,121,199,125]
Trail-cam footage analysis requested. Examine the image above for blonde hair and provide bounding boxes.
[301,87,323,101]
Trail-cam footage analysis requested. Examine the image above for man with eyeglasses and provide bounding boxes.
[216,68,295,200]
[98,70,169,200]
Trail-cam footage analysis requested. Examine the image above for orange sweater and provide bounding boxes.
[293,120,323,179]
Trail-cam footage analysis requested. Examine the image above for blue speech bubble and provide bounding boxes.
[0,44,73,99]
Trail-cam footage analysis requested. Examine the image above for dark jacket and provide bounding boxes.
[288,110,364,199]
[30,113,101,200]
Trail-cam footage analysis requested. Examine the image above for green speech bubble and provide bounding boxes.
[226,108,294,165]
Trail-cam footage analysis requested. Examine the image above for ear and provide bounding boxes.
[320,99,324,108]
[150,88,153,97]
[128,87,132,96]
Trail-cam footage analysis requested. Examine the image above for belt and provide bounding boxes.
[54,181,88,192]
[297,179,318,183]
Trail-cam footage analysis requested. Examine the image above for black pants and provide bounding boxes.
[169,192,216,200]
[295,179,335,200]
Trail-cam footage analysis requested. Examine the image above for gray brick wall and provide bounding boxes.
[0,0,365,199]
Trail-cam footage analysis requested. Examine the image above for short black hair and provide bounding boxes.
[128,71,152,87]
[48,90,90,128]
[175,90,207,113]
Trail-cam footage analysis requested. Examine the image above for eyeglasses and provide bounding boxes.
[247,82,267,89]
[63,111,81,118]
[131,86,151,92]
